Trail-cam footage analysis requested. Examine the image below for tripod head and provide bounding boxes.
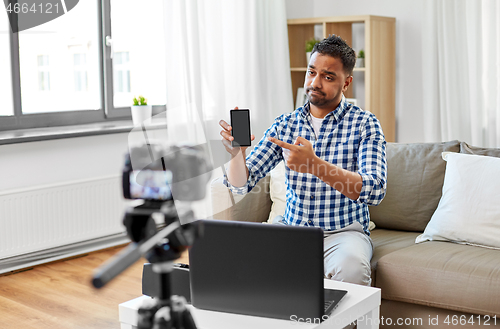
[122,200,197,264]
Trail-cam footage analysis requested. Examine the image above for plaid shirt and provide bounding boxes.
[223,96,387,235]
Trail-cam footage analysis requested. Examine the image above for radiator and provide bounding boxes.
[0,175,128,265]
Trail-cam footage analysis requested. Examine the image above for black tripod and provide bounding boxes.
[92,200,200,329]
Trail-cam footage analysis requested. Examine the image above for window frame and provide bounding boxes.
[0,0,165,132]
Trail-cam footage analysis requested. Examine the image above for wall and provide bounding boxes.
[0,128,218,228]
[0,133,129,192]
[286,0,425,143]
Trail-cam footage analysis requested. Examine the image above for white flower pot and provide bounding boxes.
[355,58,364,68]
[306,52,312,64]
[131,105,152,126]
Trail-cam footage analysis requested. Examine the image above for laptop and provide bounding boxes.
[188,219,347,321]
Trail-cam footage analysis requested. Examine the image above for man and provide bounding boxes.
[219,35,387,286]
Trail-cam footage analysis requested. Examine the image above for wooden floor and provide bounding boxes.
[0,245,189,329]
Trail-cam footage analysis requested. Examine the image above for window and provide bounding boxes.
[37,55,51,91]
[0,11,13,117]
[113,51,131,94]
[18,0,100,115]
[109,0,167,109]
[0,0,167,131]
[73,53,88,92]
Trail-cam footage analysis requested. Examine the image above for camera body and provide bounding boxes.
[122,143,212,202]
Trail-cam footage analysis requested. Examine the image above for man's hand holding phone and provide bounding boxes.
[219,107,255,157]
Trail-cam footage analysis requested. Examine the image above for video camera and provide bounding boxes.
[93,141,213,329]
[123,142,212,203]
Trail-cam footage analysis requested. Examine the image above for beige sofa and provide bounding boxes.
[210,141,500,328]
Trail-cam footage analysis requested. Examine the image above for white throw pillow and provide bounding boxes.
[267,162,287,223]
[416,152,500,249]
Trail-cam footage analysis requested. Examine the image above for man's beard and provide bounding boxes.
[306,87,334,107]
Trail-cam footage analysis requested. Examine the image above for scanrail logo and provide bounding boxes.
[3,0,79,32]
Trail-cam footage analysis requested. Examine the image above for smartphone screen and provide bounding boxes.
[230,109,251,147]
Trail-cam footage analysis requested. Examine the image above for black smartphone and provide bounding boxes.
[230,109,251,147]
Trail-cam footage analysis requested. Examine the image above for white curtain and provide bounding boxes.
[162,0,292,219]
[422,0,500,147]
[163,0,293,147]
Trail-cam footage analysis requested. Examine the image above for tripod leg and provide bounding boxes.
[153,306,172,329]
[181,309,197,329]
[170,295,197,329]
[138,298,159,329]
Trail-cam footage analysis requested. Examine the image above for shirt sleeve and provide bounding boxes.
[222,116,284,195]
[353,113,387,206]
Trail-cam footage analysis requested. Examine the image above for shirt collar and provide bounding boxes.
[298,94,349,122]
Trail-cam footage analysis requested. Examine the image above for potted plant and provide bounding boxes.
[305,38,321,64]
[131,95,152,126]
[356,49,365,68]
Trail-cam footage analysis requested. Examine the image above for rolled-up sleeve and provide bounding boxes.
[353,114,387,206]
[222,117,283,195]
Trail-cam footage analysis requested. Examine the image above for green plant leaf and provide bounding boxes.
[133,95,148,106]
[305,38,321,53]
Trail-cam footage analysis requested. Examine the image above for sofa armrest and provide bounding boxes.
[210,176,272,222]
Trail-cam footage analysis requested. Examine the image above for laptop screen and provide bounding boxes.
[188,219,326,320]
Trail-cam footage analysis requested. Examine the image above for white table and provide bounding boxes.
[119,279,381,329]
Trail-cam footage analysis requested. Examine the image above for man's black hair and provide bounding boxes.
[311,35,356,75]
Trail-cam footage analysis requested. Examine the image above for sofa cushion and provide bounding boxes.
[460,142,500,157]
[376,241,500,316]
[210,176,272,222]
[416,153,500,249]
[369,229,421,287]
[369,141,460,232]
[370,229,421,269]
[380,300,500,329]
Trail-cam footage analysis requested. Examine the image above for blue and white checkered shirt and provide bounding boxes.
[223,96,387,235]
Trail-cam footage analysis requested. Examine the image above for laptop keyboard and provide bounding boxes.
[324,300,334,313]
[324,289,347,315]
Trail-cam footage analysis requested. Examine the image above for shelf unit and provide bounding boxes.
[287,15,396,142]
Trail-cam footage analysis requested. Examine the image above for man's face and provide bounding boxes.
[304,53,352,110]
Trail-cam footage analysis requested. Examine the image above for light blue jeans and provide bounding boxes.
[272,216,373,286]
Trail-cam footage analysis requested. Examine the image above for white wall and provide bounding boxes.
[0,128,218,222]
[286,0,425,143]
[0,133,129,192]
